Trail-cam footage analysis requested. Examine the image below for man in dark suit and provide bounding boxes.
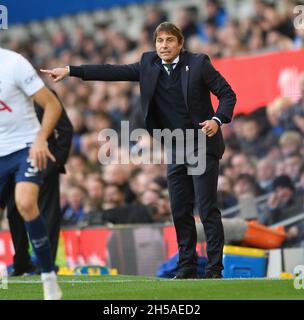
[6,93,73,275]
[42,22,236,279]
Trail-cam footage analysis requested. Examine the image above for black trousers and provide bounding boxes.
[167,154,224,274]
[7,166,61,271]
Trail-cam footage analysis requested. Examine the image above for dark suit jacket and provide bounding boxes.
[70,50,236,158]
[35,91,73,174]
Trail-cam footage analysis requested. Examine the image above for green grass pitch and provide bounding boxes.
[0,276,303,300]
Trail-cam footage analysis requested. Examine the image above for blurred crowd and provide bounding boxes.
[1,0,304,247]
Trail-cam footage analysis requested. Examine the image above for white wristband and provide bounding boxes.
[212,116,222,126]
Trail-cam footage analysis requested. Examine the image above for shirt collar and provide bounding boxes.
[161,55,180,66]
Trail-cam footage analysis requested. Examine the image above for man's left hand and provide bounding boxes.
[199,120,219,137]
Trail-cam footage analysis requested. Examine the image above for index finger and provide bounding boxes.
[40,69,53,74]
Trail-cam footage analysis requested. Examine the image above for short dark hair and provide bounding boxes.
[105,183,124,194]
[153,22,184,45]
[272,175,295,192]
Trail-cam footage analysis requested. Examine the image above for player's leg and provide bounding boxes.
[6,177,34,276]
[15,182,62,300]
[39,166,61,266]
[15,181,54,268]
[15,148,61,300]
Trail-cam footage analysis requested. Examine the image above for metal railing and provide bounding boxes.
[271,212,304,228]
[221,193,270,218]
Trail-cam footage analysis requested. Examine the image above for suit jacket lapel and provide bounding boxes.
[180,51,189,110]
[141,57,161,118]
[148,61,161,100]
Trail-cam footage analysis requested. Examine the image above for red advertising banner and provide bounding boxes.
[162,225,203,260]
[212,49,304,114]
[0,226,201,272]
[0,231,14,266]
[61,229,81,267]
[61,229,112,267]
[79,229,112,266]
[162,225,178,259]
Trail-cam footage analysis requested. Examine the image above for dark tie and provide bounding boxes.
[164,63,176,76]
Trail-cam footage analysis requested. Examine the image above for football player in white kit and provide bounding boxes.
[0,48,63,300]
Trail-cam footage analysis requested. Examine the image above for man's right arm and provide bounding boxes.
[41,62,140,83]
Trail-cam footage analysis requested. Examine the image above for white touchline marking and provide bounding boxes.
[7,278,292,284]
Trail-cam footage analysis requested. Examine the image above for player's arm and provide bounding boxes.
[30,86,62,170]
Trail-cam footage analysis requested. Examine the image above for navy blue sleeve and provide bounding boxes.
[70,63,140,82]
[201,56,236,124]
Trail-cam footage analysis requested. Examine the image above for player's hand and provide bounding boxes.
[29,136,56,170]
[199,119,219,137]
[40,67,69,82]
